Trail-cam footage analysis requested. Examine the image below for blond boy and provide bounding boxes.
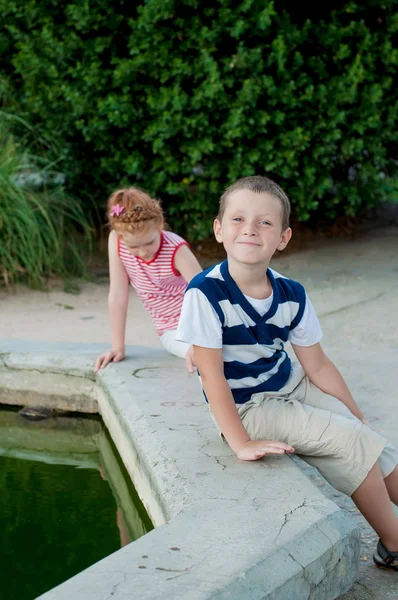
[176,176,398,570]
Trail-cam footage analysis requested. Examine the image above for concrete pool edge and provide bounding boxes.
[0,341,360,599]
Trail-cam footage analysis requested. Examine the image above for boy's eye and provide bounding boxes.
[232,217,243,222]
[260,220,271,226]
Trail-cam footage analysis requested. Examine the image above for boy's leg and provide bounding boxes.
[240,383,398,569]
[353,463,398,569]
[302,377,398,503]
[384,467,398,506]
[352,461,398,551]
[241,391,388,497]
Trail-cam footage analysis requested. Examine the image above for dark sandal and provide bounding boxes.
[373,540,398,571]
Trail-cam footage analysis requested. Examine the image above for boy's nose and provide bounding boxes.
[242,224,258,236]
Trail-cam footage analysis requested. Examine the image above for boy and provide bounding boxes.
[176,176,398,571]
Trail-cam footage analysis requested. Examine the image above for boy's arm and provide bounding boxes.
[194,346,295,460]
[291,342,366,422]
[173,244,202,284]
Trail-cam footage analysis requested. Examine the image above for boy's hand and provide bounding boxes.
[185,345,196,374]
[94,348,125,373]
[360,416,373,430]
[237,440,295,461]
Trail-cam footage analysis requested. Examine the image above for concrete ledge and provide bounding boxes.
[0,341,360,599]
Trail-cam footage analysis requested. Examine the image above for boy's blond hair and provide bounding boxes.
[218,176,291,231]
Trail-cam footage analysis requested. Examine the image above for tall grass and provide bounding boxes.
[0,122,92,288]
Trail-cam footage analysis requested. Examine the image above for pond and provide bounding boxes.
[0,407,153,600]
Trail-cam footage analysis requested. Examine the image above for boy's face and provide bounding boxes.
[213,190,291,267]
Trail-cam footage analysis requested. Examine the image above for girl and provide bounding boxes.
[94,187,202,373]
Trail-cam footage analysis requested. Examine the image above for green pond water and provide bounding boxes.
[0,408,153,600]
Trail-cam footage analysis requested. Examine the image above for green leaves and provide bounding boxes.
[1,0,397,240]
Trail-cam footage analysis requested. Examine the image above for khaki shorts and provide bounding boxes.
[215,373,397,497]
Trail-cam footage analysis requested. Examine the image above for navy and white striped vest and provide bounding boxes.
[187,260,306,404]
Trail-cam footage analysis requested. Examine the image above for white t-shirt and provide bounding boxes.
[176,288,323,349]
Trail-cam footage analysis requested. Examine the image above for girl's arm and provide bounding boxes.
[173,244,202,283]
[194,346,295,460]
[94,231,129,372]
[292,342,365,421]
[108,230,129,350]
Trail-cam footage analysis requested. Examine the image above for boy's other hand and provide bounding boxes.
[360,416,373,430]
[94,348,125,373]
[185,345,196,374]
[237,440,295,461]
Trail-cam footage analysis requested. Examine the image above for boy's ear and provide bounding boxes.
[277,227,292,251]
[213,218,223,243]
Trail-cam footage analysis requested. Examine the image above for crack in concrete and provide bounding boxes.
[288,551,330,598]
[315,522,333,547]
[106,573,127,599]
[156,567,189,573]
[288,525,344,599]
[165,553,209,581]
[314,523,345,579]
[238,482,251,503]
[207,497,239,502]
[214,456,227,470]
[319,292,384,318]
[1,362,95,381]
[288,551,304,569]
[275,497,307,542]
[197,441,228,470]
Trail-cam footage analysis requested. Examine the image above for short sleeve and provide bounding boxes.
[288,294,323,347]
[176,288,223,348]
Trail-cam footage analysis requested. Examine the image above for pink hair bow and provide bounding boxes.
[110,203,125,217]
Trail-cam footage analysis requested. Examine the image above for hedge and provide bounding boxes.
[1,0,397,239]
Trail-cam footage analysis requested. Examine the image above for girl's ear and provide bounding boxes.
[277,227,292,251]
[213,218,223,243]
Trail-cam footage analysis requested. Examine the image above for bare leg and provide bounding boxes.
[384,466,398,506]
[352,462,398,551]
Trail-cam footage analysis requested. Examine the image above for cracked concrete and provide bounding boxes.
[318,292,385,319]
[275,498,308,542]
[197,442,228,471]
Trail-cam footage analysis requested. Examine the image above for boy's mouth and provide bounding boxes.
[237,241,261,246]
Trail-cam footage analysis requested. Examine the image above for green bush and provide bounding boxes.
[0,119,92,287]
[1,0,397,239]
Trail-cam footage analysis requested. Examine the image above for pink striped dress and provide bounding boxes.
[118,231,188,335]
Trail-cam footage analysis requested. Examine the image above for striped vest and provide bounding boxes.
[187,260,306,404]
[118,231,188,335]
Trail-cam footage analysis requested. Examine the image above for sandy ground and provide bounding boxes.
[1,224,398,599]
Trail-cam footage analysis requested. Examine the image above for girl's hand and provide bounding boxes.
[94,348,125,373]
[185,345,196,374]
[237,440,295,461]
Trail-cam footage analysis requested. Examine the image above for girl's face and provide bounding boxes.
[120,225,162,261]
